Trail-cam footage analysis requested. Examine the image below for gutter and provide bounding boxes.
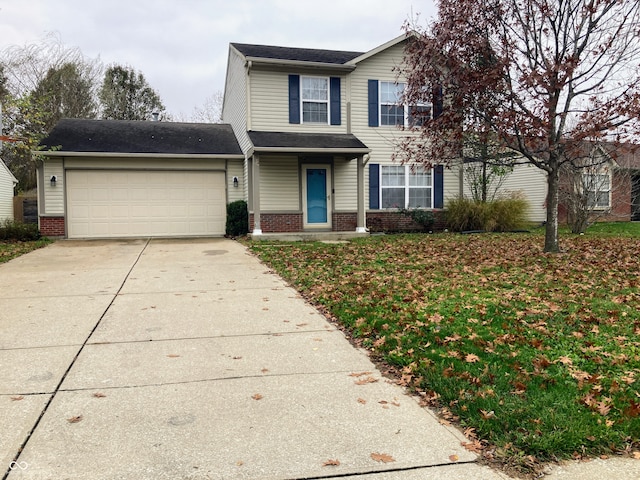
[33,151,245,160]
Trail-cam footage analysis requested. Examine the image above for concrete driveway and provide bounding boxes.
[2,238,639,480]
[0,238,513,479]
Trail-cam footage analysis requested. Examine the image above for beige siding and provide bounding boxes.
[334,156,357,210]
[43,159,64,215]
[227,159,244,203]
[0,160,15,220]
[443,165,462,206]
[250,68,348,134]
[222,48,252,154]
[462,162,548,222]
[259,156,300,211]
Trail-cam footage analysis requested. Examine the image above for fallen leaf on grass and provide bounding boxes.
[370,452,395,463]
[67,415,83,424]
[10,396,24,401]
[252,394,263,401]
[322,459,340,466]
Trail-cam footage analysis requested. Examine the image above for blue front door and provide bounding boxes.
[306,168,328,223]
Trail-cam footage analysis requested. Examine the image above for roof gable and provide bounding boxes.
[39,119,243,157]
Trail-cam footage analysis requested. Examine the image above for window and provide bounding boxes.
[301,76,328,123]
[584,172,611,209]
[379,81,432,127]
[381,165,433,209]
[380,82,405,126]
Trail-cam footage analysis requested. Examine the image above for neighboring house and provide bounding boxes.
[558,141,640,223]
[0,158,18,222]
[37,120,243,238]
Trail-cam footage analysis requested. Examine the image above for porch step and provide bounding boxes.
[249,231,370,242]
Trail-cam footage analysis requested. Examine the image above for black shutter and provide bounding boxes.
[330,77,341,125]
[369,163,380,209]
[432,85,443,118]
[368,80,379,127]
[289,75,300,124]
[434,165,444,208]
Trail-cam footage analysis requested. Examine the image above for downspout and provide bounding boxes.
[246,60,252,132]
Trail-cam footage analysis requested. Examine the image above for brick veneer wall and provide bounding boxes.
[249,213,303,233]
[249,210,445,233]
[40,216,65,237]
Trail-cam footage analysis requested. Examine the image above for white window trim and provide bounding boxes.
[379,81,432,127]
[583,170,612,210]
[380,165,434,209]
[301,75,329,125]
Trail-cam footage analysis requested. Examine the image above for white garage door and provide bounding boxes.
[67,170,226,238]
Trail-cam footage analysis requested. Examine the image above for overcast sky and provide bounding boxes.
[0,0,437,120]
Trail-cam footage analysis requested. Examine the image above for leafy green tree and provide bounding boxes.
[99,65,165,120]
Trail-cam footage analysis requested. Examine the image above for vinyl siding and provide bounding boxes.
[443,164,461,206]
[222,48,252,155]
[43,159,64,215]
[462,162,548,222]
[227,159,244,203]
[334,156,357,210]
[250,68,348,133]
[0,160,16,220]
[259,156,300,211]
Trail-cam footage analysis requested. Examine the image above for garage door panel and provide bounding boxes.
[67,170,226,238]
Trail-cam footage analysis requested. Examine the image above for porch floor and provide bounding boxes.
[248,231,370,242]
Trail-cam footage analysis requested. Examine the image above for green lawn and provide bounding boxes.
[0,239,51,263]
[249,226,640,474]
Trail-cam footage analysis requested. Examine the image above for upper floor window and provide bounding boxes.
[381,165,433,209]
[301,76,328,123]
[378,81,431,127]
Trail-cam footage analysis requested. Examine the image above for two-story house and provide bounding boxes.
[35,33,548,239]
[223,34,456,236]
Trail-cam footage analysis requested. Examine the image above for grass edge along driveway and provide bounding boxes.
[249,231,640,476]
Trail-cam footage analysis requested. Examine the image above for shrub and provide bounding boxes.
[445,194,529,232]
[0,219,41,241]
[398,208,435,231]
[225,200,249,237]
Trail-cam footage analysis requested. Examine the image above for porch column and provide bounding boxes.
[252,154,262,235]
[356,155,367,233]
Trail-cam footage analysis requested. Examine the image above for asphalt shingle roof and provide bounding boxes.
[39,118,243,156]
[231,43,363,64]
[248,130,368,151]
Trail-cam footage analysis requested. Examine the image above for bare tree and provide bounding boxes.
[398,0,640,252]
[190,91,223,123]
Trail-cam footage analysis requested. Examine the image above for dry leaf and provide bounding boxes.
[632,451,640,460]
[322,459,341,466]
[167,354,181,358]
[92,393,106,398]
[10,395,24,401]
[357,398,367,404]
[355,376,379,385]
[349,371,373,377]
[67,415,83,424]
[449,454,459,462]
[252,393,263,401]
[461,440,483,453]
[370,452,395,463]
[261,368,270,374]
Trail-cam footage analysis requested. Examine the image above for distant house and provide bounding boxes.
[558,141,640,223]
[0,158,18,222]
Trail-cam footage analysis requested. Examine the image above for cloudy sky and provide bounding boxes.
[0,0,437,120]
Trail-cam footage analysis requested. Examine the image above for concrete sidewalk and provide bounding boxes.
[0,238,637,479]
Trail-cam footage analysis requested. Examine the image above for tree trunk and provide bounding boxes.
[545,165,560,253]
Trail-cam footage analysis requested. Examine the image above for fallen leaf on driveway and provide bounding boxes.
[449,454,459,462]
[252,394,263,401]
[371,452,395,463]
[357,398,367,404]
[349,371,372,377]
[10,396,24,401]
[67,415,83,424]
[355,376,379,385]
[167,354,181,358]
[92,393,106,398]
[322,459,340,466]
